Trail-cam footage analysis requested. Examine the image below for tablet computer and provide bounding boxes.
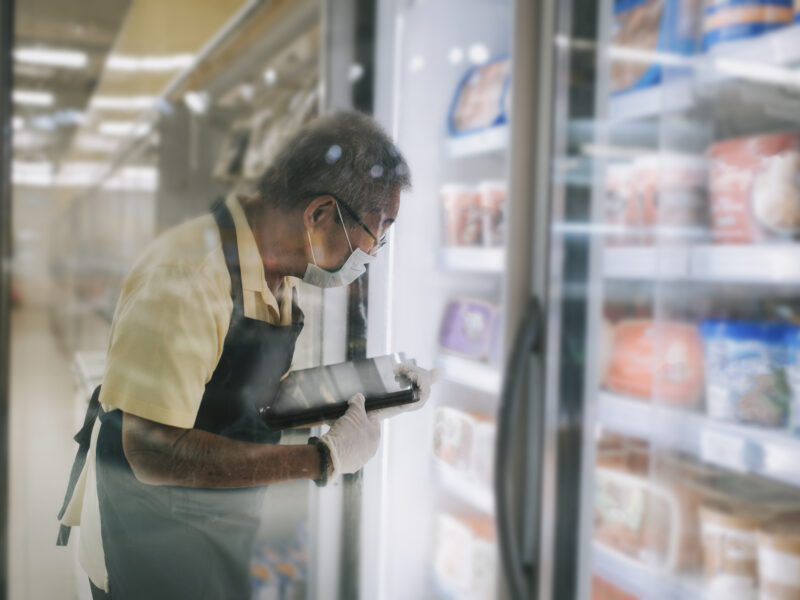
[260,353,420,430]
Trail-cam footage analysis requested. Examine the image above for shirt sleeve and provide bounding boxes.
[99,264,231,428]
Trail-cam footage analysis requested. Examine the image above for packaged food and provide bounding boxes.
[477,180,506,247]
[757,522,800,600]
[441,185,482,246]
[448,57,511,135]
[703,1,794,50]
[635,154,709,242]
[604,163,640,245]
[470,418,496,489]
[604,320,705,406]
[611,0,699,94]
[796,0,800,22]
[433,513,496,599]
[708,132,800,243]
[433,407,496,489]
[700,501,762,599]
[593,466,683,570]
[592,576,639,600]
[784,326,800,435]
[699,320,792,428]
[439,298,500,361]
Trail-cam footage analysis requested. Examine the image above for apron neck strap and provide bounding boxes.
[211,199,245,319]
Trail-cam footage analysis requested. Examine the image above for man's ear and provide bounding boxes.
[303,196,336,232]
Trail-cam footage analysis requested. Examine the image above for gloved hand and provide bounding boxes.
[370,362,441,420]
[320,393,381,478]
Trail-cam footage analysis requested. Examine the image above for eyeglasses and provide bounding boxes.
[327,194,388,255]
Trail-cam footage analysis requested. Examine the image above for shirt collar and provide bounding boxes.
[225,194,295,315]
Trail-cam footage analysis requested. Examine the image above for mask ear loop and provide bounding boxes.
[334,201,355,252]
[307,231,319,265]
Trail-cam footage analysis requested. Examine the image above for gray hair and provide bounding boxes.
[258,110,411,215]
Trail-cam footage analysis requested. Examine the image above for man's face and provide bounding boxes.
[348,190,400,258]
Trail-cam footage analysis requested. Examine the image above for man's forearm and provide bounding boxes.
[122,412,324,488]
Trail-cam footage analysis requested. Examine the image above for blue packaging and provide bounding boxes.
[447,56,511,137]
[703,0,794,50]
[611,0,699,95]
[784,325,800,435]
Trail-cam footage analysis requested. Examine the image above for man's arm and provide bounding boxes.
[122,412,325,488]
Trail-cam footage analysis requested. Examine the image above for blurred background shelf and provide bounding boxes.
[433,458,494,515]
[440,247,505,273]
[444,124,509,158]
[603,247,690,280]
[608,79,695,123]
[597,392,800,488]
[438,354,502,396]
[593,545,707,600]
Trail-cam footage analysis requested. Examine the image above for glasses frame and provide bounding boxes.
[323,193,388,255]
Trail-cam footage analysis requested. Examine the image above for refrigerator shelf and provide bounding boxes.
[444,124,509,159]
[597,391,800,488]
[608,79,695,123]
[433,458,495,515]
[604,245,800,284]
[438,354,502,395]
[593,544,707,600]
[440,247,505,273]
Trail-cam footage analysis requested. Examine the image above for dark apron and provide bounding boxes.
[57,200,304,600]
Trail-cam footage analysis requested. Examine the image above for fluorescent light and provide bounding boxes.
[12,116,23,130]
[12,161,54,186]
[91,95,157,111]
[264,68,277,85]
[183,91,209,115]
[11,160,158,190]
[98,121,151,137]
[106,53,194,72]
[15,47,87,69]
[13,90,54,106]
[75,134,120,153]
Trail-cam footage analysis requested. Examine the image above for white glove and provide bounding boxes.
[370,362,441,420]
[320,393,380,478]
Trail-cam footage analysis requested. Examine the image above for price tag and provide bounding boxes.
[700,429,749,473]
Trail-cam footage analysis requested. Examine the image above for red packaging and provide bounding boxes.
[604,320,705,406]
[441,184,482,246]
[709,132,800,243]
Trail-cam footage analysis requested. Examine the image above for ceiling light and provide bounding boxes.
[12,116,23,130]
[264,68,277,85]
[183,91,210,115]
[106,53,194,72]
[75,134,120,153]
[99,121,151,137]
[91,95,157,111]
[15,47,88,69]
[13,90,54,106]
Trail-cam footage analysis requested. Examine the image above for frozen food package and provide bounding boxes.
[433,407,475,472]
[700,501,762,599]
[592,576,640,600]
[470,417,496,489]
[448,57,511,135]
[593,466,683,570]
[478,180,507,247]
[699,320,792,428]
[635,154,709,242]
[432,513,496,599]
[439,298,499,361]
[604,320,705,406]
[604,163,640,245]
[611,0,700,94]
[709,132,800,243]
[703,0,794,50]
[796,0,800,22]
[757,522,800,600]
[785,326,800,436]
[441,184,482,246]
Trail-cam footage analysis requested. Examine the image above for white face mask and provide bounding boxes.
[302,203,376,288]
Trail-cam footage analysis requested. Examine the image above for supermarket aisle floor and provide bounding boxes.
[9,306,79,600]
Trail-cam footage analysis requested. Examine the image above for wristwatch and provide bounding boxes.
[308,437,330,487]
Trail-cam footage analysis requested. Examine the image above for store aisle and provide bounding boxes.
[9,307,79,600]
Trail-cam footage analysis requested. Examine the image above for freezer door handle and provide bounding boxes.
[495,297,542,600]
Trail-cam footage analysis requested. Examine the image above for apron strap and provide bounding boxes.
[56,384,102,546]
[211,199,245,320]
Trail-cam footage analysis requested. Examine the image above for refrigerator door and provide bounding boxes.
[541,0,800,599]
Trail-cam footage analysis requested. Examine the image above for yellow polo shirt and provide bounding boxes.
[60,194,299,591]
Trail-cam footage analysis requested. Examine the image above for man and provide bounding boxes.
[57,111,435,600]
